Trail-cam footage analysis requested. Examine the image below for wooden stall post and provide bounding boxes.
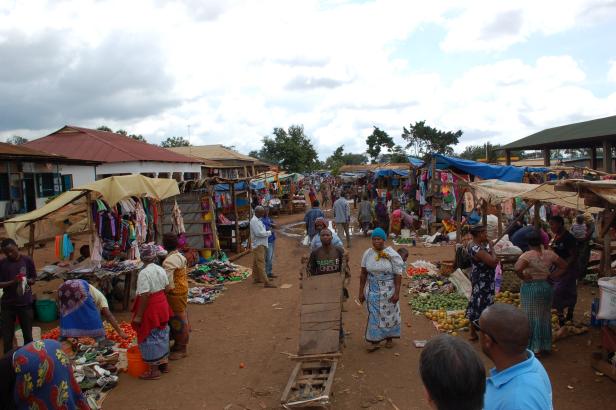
[231,182,241,254]
[601,208,613,277]
[533,202,541,229]
[482,200,488,227]
[85,192,95,256]
[496,203,503,238]
[28,224,35,257]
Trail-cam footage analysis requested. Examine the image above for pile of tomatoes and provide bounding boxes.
[406,266,430,277]
[41,322,136,349]
[41,327,61,340]
[104,322,137,349]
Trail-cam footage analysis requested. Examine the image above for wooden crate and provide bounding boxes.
[281,360,338,408]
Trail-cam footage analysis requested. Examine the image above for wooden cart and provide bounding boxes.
[281,273,343,408]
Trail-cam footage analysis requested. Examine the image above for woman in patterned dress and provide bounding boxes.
[466,225,499,341]
[358,228,405,351]
[0,339,89,410]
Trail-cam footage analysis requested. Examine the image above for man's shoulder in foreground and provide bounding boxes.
[485,352,552,410]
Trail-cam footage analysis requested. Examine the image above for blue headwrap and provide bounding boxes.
[371,227,387,240]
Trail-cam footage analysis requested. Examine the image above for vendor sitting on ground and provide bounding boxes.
[58,279,128,340]
[310,217,343,250]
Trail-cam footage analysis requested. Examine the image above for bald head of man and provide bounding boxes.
[479,303,530,361]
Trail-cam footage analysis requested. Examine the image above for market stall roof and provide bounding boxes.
[554,179,616,206]
[373,169,409,178]
[250,172,303,190]
[168,145,271,168]
[75,175,180,206]
[4,175,180,246]
[407,156,425,168]
[434,153,548,183]
[469,179,602,212]
[501,114,616,151]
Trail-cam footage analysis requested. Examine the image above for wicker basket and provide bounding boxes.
[500,270,521,293]
[439,261,455,276]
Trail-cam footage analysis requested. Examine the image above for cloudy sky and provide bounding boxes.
[1,0,616,160]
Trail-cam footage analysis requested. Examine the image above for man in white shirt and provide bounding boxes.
[333,191,351,248]
[250,206,277,288]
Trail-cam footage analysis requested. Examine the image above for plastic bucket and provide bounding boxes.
[35,300,57,323]
[126,346,148,378]
[598,277,616,320]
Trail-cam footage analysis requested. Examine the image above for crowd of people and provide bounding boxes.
[0,172,608,409]
[0,231,196,408]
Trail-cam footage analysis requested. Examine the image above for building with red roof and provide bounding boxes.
[0,141,100,217]
[26,125,203,181]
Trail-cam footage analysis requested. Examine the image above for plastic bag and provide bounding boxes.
[301,235,310,246]
[494,263,503,294]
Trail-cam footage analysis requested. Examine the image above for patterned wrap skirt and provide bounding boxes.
[521,281,553,353]
[364,272,401,342]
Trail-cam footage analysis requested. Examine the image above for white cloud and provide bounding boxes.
[609,60,616,83]
[440,0,616,52]
[0,0,615,159]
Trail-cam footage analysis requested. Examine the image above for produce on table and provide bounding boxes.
[408,275,455,295]
[494,291,520,307]
[395,237,414,244]
[406,266,430,277]
[424,310,470,333]
[42,322,137,349]
[409,293,468,313]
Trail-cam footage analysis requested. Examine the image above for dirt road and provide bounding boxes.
[22,210,616,409]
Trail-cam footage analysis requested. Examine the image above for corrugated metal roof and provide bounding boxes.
[0,142,64,159]
[169,145,260,163]
[25,126,201,164]
[503,115,616,150]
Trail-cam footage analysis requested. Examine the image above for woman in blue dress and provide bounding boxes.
[466,225,499,341]
[358,228,404,351]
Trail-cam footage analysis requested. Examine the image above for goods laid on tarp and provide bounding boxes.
[188,284,225,305]
[407,274,456,295]
[40,320,138,407]
[188,260,251,285]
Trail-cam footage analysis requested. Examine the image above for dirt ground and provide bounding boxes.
[15,208,616,409]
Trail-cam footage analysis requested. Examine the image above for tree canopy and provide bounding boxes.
[252,125,319,173]
[365,127,394,163]
[160,136,191,148]
[402,121,462,159]
[97,125,146,142]
[5,135,28,145]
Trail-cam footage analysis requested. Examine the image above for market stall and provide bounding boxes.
[4,175,180,310]
[250,172,305,214]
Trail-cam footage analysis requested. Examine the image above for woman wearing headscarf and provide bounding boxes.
[310,217,343,250]
[162,233,190,360]
[374,198,389,233]
[132,244,172,380]
[57,279,128,341]
[466,225,499,341]
[358,228,404,351]
[0,339,89,410]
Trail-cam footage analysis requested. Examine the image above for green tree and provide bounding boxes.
[254,125,319,172]
[387,145,409,163]
[402,121,462,159]
[161,136,191,148]
[97,125,113,132]
[324,145,345,174]
[5,135,28,145]
[459,143,525,162]
[114,128,146,142]
[366,127,394,163]
[340,153,368,165]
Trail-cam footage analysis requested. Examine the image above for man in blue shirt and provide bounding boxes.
[261,207,278,279]
[478,304,553,410]
[304,200,325,241]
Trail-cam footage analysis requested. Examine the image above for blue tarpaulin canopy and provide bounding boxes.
[373,169,409,178]
[407,156,425,168]
[215,181,248,192]
[433,154,548,183]
[249,173,302,190]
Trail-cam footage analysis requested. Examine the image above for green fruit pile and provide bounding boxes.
[409,293,468,313]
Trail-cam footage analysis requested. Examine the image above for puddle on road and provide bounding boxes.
[279,222,305,238]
